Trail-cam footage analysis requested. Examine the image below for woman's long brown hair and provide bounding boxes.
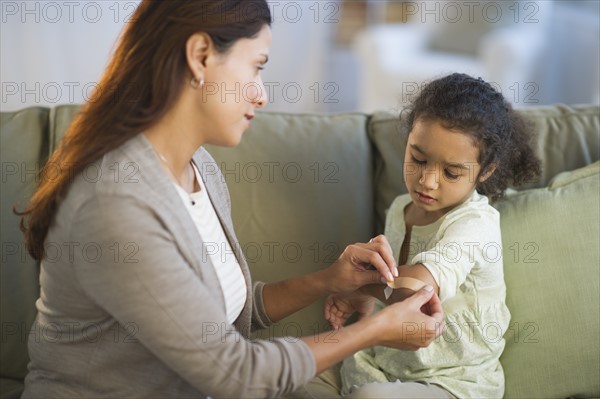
[17,0,271,260]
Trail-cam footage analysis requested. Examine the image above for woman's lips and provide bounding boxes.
[416,191,436,204]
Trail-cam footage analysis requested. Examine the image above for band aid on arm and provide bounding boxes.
[384,277,427,300]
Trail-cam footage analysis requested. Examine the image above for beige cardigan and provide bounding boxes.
[22,134,315,398]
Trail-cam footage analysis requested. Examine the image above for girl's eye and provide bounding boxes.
[444,170,459,180]
[411,155,426,165]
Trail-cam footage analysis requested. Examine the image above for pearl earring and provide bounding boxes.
[190,76,204,89]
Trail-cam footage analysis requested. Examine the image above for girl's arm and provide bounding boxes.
[261,236,399,322]
[323,264,440,330]
[359,263,439,304]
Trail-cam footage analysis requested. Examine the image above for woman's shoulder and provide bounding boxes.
[61,135,163,213]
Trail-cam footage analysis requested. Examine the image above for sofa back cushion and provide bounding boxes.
[206,112,375,338]
[496,162,600,398]
[520,105,600,188]
[0,108,49,380]
[368,112,409,233]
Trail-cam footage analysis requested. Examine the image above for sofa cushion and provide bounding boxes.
[496,162,600,398]
[48,105,82,151]
[0,108,49,381]
[0,378,24,399]
[519,104,600,189]
[369,105,600,233]
[367,111,408,234]
[205,111,375,338]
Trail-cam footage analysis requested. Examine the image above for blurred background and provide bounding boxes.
[1,0,599,113]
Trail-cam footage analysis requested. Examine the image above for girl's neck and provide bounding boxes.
[404,202,444,227]
[405,191,475,227]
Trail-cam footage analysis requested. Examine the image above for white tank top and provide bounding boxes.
[172,162,247,325]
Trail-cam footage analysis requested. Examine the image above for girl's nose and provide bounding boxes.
[419,167,439,190]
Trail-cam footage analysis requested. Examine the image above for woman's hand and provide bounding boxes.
[324,291,376,330]
[262,235,397,323]
[373,286,445,351]
[319,235,398,295]
[304,286,445,374]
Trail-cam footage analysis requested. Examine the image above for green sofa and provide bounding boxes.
[1,104,599,398]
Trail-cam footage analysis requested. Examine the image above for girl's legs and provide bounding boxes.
[347,380,453,398]
[286,364,454,399]
[286,363,343,398]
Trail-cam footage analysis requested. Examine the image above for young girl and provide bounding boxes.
[324,73,542,398]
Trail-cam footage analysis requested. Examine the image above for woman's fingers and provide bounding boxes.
[326,235,399,295]
[406,287,445,344]
[347,243,395,282]
[407,286,444,323]
[376,286,445,350]
[368,235,399,277]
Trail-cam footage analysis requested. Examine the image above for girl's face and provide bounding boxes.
[403,118,484,219]
[196,25,271,147]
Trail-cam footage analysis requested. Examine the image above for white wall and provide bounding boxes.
[1,1,598,113]
[0,0,337,113]
[1,0,134,111]
[538,1,600,104]
[259,1,336,113]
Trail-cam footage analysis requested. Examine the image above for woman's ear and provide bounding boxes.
[479,163,498,183]
[185,33,212,81]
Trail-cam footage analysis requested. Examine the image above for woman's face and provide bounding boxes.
[198,25,271,147]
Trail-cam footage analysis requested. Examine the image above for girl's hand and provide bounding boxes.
[324,291,376,330]
[373,286,445,351]
[320,235,398,295]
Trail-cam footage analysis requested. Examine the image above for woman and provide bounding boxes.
[19,1,443,398]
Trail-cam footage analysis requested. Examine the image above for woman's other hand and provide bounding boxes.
[321,235,398,295]
[304,286,444,374]
[374,286,445,351]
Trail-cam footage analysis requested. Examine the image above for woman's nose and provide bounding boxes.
[253,79,268,109]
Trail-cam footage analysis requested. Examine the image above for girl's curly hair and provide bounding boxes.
[403,73,542,200]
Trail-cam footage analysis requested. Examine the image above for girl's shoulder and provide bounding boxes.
[454,191,498,215]
[387,193,413,218]
[384,193,412,235]
[443,191,500,231]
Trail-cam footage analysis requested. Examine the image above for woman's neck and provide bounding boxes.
[143,98,206,192]
[143,96,205,179]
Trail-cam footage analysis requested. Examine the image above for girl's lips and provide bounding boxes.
[416,191,436,204]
